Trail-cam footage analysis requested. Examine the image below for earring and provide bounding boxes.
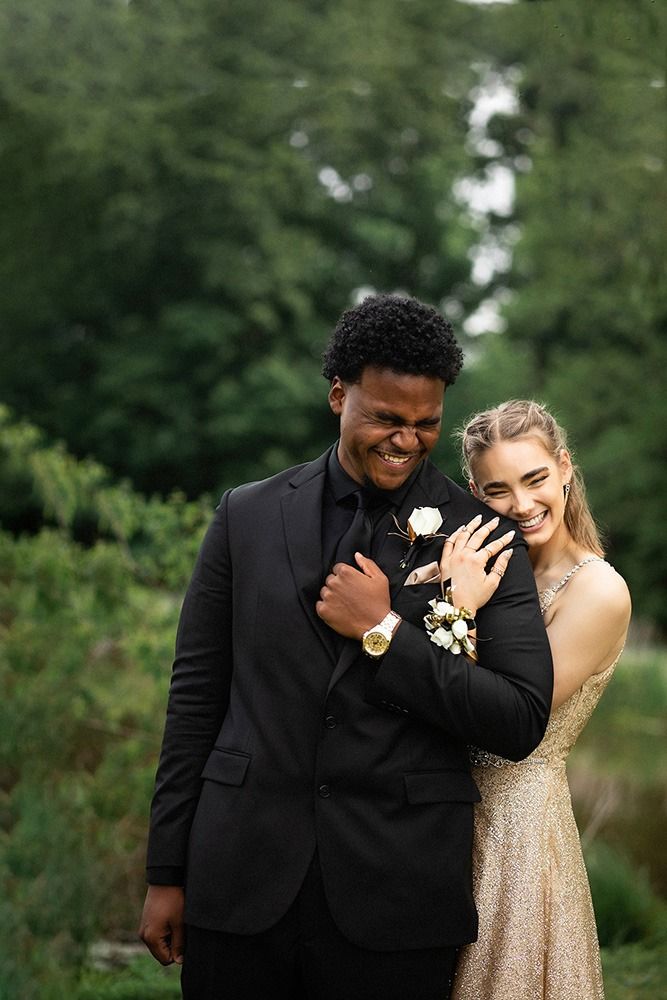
[563,483,571,501]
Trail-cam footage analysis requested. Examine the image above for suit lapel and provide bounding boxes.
[281,450,338,664]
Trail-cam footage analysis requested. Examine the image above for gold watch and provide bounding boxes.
[361,611,402,659]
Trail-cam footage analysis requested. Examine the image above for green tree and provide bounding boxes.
[455,0,667,627]
[0,0,480,497]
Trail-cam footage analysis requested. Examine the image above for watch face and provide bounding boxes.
[362,630,390,658]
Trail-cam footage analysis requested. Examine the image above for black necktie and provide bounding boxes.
[333,490,374,568]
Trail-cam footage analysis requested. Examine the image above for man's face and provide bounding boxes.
[329,367,445,491]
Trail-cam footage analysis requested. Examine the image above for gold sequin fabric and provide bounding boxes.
[451,563,618,1000]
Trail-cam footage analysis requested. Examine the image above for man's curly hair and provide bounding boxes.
[321,293,463,385]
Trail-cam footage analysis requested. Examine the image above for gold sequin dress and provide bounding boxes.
[451,558,617,1000]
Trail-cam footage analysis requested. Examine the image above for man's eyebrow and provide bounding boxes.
[373,409,441,425]
[482,466,549,491]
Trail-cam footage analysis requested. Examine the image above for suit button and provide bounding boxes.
[318,784,331,798]
[324,716,337,729]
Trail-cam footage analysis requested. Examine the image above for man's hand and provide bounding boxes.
[138,885,185,966]
[316,553,390,639]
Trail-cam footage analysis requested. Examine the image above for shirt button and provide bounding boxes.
[324,716,337,729]
[318,784,331,798]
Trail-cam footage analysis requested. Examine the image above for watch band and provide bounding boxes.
[361,610,403,659]
[375,610,402,635]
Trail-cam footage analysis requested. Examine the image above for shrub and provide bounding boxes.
[585,840,664,948]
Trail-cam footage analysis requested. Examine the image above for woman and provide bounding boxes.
[448,400,631,1000]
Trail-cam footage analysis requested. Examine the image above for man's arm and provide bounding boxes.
[140,492,234,961]
[373,539,551,758]
[318,539,552,760]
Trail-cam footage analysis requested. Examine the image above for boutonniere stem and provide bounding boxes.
[389,507,445,570]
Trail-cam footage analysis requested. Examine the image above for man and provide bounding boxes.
[139,293,553,999]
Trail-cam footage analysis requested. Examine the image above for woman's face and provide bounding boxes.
[471,436,572,550]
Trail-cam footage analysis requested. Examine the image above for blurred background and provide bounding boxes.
[0,0,665,996]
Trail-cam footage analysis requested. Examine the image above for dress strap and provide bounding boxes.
[539,557,606,613]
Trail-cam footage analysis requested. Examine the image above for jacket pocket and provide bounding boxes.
[201,747,251,786]
[404,769,481,805]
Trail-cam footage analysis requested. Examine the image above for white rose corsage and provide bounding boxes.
[424,587,477,660]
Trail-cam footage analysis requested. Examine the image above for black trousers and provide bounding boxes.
[181,855,458,1000]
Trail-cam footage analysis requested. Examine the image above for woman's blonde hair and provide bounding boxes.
[458,400,604,556]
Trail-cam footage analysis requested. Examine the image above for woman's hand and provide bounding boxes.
[439,514,515,616]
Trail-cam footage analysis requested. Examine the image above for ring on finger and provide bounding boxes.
[491,566,504,577]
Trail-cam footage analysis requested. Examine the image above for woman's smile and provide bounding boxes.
[517,510,548,532]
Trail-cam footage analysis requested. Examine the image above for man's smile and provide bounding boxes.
[374,449,420,467]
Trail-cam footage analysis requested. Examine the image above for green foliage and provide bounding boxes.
[0,405,211,587]
[452,0,667,629]
[542,342,667,628]
[0,0,479,497]
[585,841,663,948]
[0,412,208,998]
[1,0,663,626]
[573,648,667,786]
[568,645,667,988]
[568,647,667,988]
[602,934,667,1000]
[571,647,667,980]
[0,0,666,991]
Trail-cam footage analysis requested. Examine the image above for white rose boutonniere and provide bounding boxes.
[407,507,443,540]
[391,506,445,569]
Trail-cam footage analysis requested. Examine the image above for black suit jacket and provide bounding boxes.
[146,449,553,950]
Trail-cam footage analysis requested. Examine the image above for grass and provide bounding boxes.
[74,943,667,1000]
[75,955,181,1000]
[602,938,667,1000]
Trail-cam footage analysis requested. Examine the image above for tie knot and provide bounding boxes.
[356,488,370,511]
[339,485,394,516]
[339,488,366,511]
[362,487,395,516]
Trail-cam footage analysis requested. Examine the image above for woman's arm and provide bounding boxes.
[545,562,631,709]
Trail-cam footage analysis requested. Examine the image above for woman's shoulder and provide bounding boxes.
[563,557,631,618]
